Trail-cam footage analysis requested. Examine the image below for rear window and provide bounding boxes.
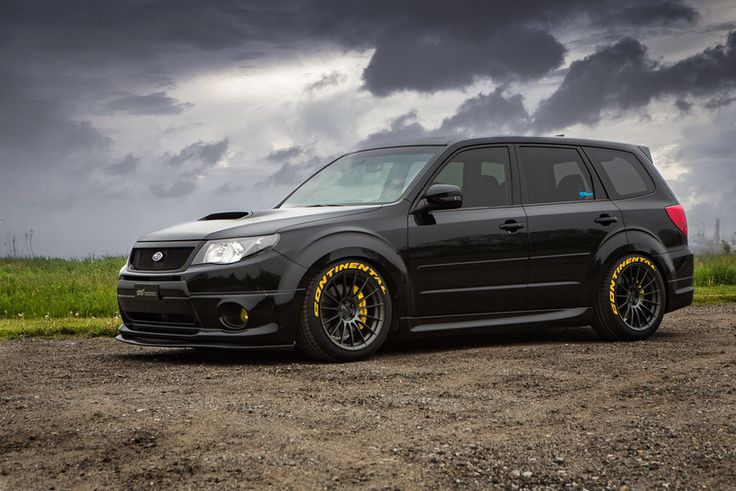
[584,147,654,199]
[519,147,594,204]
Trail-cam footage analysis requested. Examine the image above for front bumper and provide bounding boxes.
[116,249,307,348]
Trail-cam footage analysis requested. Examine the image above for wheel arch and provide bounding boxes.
[590,228,669,306]
[289,232,410,329]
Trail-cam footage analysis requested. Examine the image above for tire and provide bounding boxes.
[592,254,666,341]
[297,259,393,362]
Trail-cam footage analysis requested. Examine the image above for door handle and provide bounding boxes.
[594,214,618,225]
[499,220,525,232]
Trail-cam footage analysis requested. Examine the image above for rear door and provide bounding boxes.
[407,145,528,317]
[517,145,625,310]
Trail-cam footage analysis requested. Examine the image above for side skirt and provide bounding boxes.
[401,307,592,337]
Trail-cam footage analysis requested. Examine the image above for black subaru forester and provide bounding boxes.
[117,137,694,361]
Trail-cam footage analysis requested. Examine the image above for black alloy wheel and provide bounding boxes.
[298,259,392,361]
[611,261,663,331]
[592,254,666,341]
[317,268,387,350]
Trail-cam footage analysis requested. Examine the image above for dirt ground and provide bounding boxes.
[1,305,735,490]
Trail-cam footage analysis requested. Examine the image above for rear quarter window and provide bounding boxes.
[584,147,655,199]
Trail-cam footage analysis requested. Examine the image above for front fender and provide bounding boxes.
[277,230,411,321]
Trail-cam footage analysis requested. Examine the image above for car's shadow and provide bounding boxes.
[108,326,684,366]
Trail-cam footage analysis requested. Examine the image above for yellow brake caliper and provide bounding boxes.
[353,286,368,328]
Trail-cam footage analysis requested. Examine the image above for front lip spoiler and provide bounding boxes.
[115,333,296,351]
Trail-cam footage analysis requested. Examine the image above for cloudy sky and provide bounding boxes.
[1,0,735,257]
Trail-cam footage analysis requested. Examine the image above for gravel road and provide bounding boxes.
[1,305,735,490]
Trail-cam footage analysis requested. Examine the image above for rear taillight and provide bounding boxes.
[665,204,687,237]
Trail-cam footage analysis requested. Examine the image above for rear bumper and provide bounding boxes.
[655,247,694,312]
[116,249,307,348]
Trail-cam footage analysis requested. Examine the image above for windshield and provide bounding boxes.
[280,146,440,207]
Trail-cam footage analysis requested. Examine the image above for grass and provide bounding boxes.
[0,253,734,339]
[694,254,736,287]
[0,316,119,340]
[0,256,126,319]
[691,255,736,304]
[692,285,736,305]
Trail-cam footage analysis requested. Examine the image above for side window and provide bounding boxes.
[431,147,512,208]
[433,161,463,188]
[519,147,594,204]
[584,147,654,199]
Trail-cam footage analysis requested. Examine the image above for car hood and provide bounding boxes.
[137,206,380,242]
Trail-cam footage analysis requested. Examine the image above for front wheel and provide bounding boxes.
[592,254,666,341]
[297,259,392,362]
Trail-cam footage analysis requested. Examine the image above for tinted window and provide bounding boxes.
[584,147,654,199]
[519,147,594,204]
[432,147,511,208]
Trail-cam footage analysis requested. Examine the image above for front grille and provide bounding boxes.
[124,312,200,336]
[129,247,194,271]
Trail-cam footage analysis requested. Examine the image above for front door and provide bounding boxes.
[407,146,528,317]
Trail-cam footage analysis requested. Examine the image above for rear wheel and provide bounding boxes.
[297,259,392,362]
[592,254,666,341]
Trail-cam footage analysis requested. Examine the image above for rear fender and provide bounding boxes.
[590,229,669,306]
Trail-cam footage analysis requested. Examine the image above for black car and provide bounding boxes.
[117,137,693,361]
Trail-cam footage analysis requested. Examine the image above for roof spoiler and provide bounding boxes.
[637,145,653,163]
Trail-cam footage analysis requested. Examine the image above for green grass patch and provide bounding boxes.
[0,256,125,319]
[0,317,120,340]
[692,285,736,305]
[0,254,734,339]
[694,254,736,287]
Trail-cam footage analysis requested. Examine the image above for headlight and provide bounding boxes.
[192,234,280,265]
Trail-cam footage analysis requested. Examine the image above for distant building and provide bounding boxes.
[689,217,731,255]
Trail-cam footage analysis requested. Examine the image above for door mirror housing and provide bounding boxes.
[414,184,463,213]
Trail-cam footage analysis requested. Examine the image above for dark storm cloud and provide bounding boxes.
[533,38,654,130]
[0,70,110,168]
[589,0,698,27]
[0,0,702,99]
[145,139,230,198]
[302,0,699,94]
[164,139,229,171]
[675,98,693,113]
[362,27,565,95]
[258,156,324,187]
[704,95,736,109]
[266,146,303,162]
[359,88,531,148]
[359,112,433,148]
[437,88,530,135]
[102,91,193,115]
[305,71,347,92]
[106,154,140,175]
[534,31,736,131]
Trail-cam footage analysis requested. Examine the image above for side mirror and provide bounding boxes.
[414,184,463,213]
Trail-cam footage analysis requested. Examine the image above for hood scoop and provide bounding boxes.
[199,211,252,221]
